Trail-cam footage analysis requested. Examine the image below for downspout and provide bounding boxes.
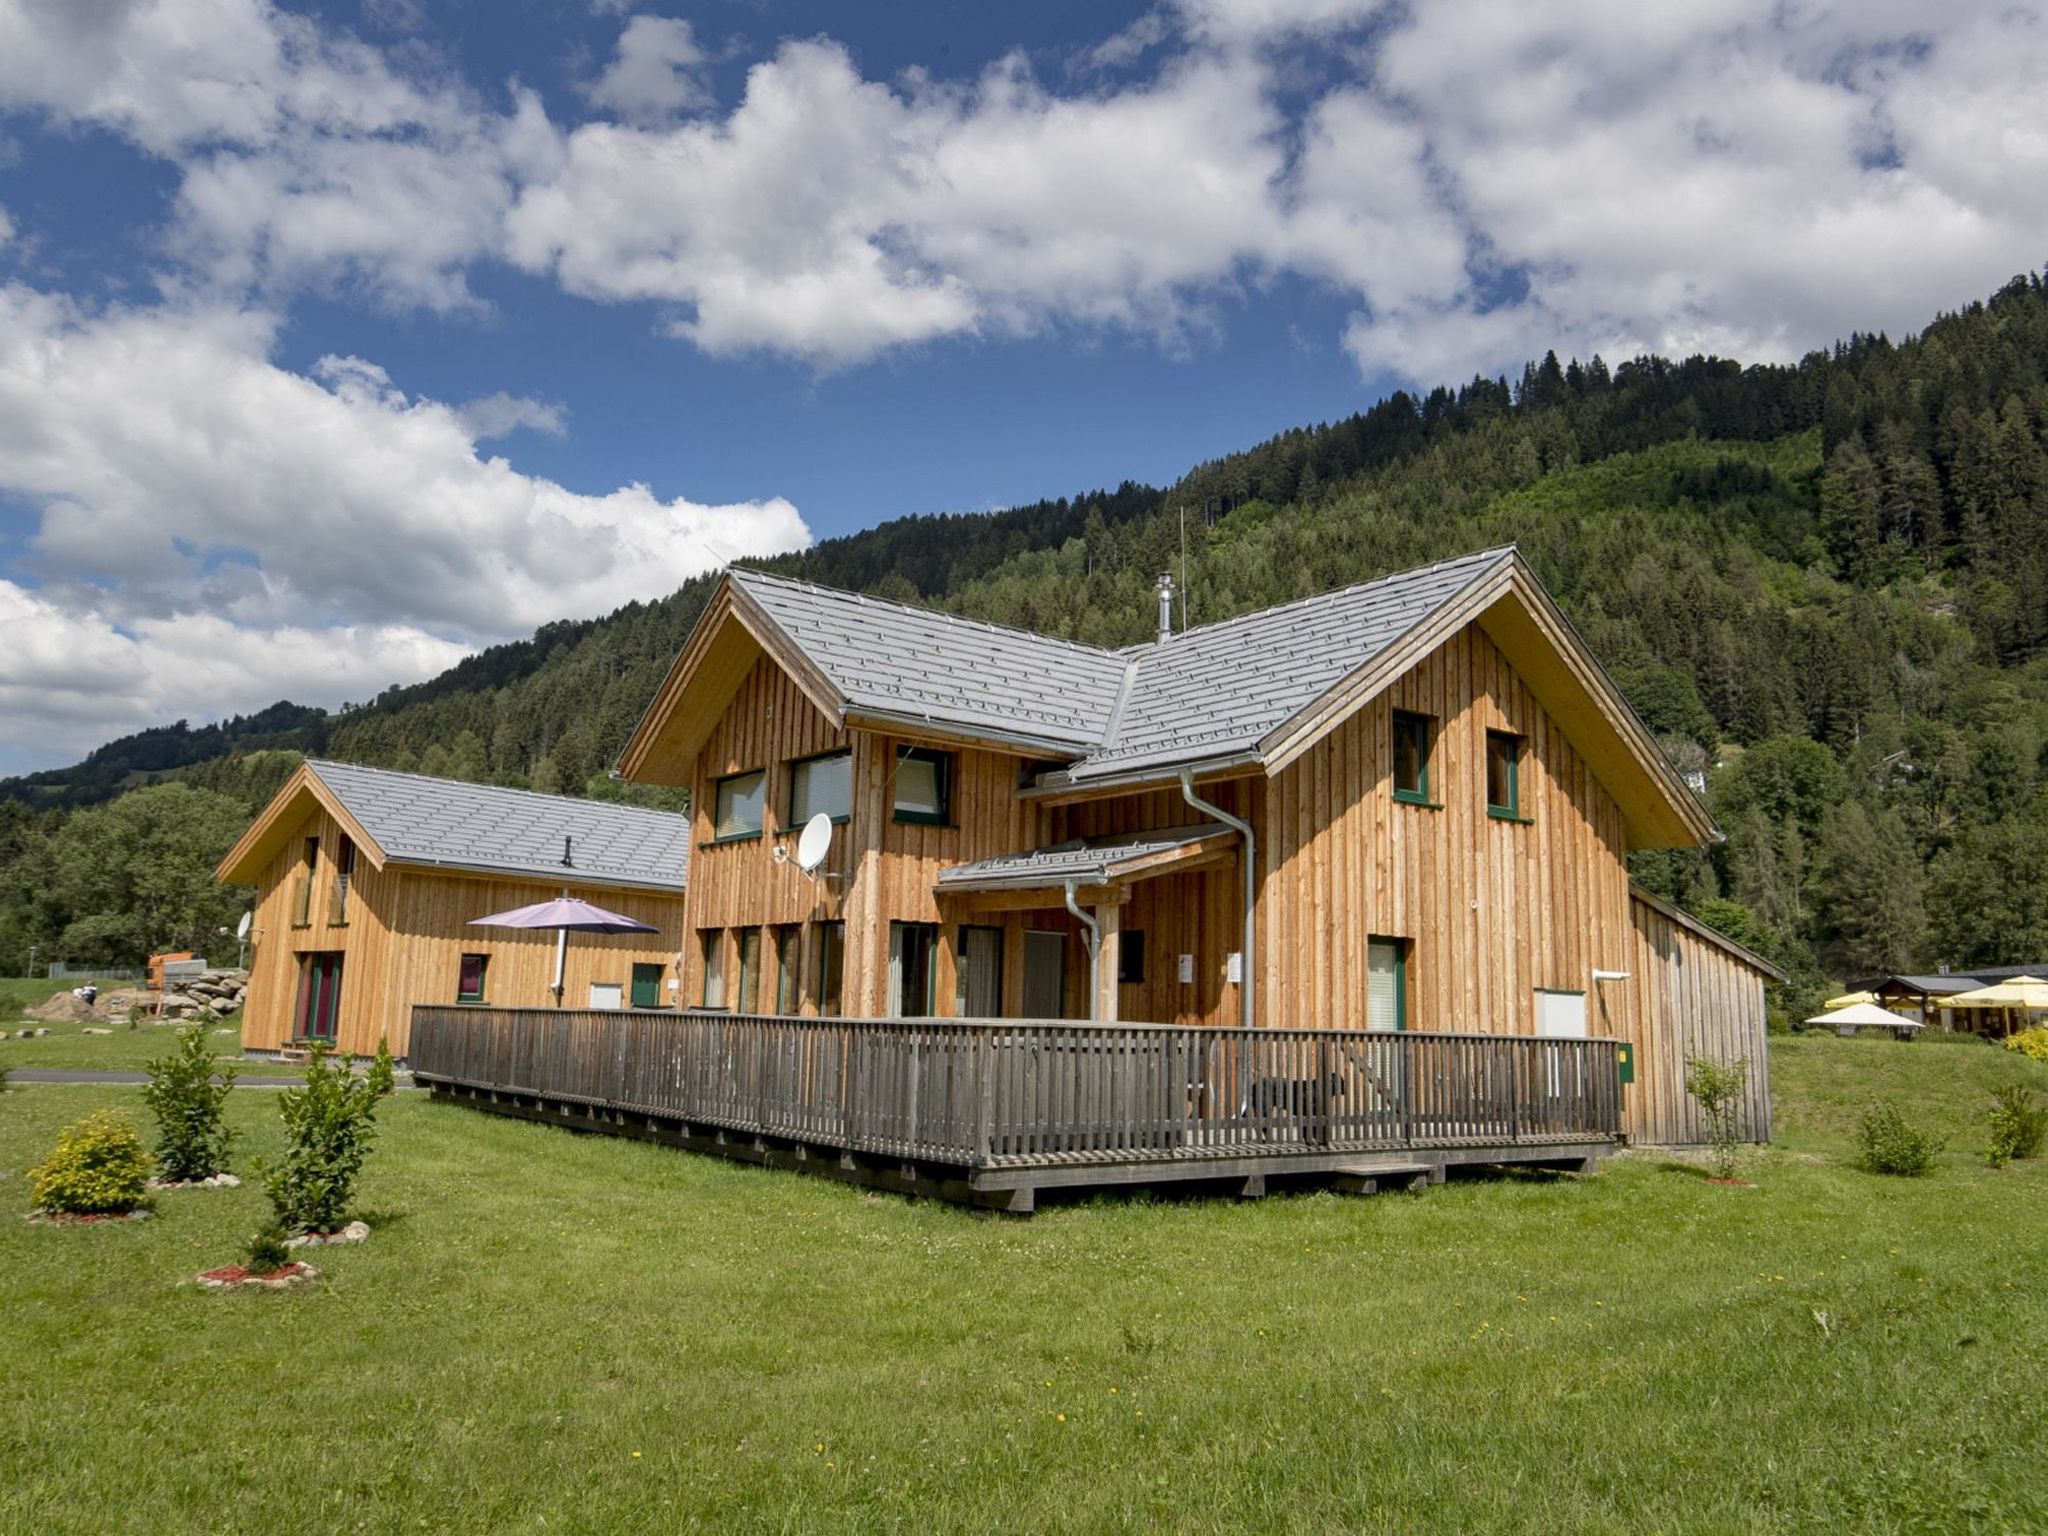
[1063,879,1102,1021]
[1181,769,1255,1030]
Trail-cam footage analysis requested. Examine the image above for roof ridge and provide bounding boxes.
[1098,654,1142,749]
[729,565,1122,662]
[305,759,688,824]
[1128,544,1519,650]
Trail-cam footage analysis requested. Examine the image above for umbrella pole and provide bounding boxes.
[554,928,567,1007]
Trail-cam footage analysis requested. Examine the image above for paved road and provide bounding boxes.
[9,1069,416,1087]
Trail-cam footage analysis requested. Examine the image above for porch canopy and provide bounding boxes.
[934,824,1240,1022]
[934,823,1239,905]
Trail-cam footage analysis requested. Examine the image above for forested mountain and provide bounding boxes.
[7,271,2048,1009]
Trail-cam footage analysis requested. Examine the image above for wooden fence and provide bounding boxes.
[411,1007,1623,1171]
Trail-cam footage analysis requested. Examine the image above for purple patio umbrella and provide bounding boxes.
[468,892,660,1006]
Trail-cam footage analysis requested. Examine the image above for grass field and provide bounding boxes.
[1,975,279,1072]
[2,1035,2044,1533]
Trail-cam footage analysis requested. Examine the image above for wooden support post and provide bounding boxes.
[1094,902,1121,1023]
[1233,1173,1266,1199]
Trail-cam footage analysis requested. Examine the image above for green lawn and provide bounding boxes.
[0,1015,272,1073]
[1,1039,2044,1533]
[0,975,134,1018]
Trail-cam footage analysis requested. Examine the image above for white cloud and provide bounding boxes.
[456,392,566,441]
[0,283,810,760]
[1168,0,1386,47]
[584,15,713,124]
[0,201,11,244]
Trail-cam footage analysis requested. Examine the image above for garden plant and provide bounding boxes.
[27,1110,153,1216]
[1855,1100,1941,1176]
[264,1041,380,1234]
[1684,1055,1749,1180]
[141,1024,237,1182]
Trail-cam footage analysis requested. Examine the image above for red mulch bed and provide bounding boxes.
[198,1261,316,1288]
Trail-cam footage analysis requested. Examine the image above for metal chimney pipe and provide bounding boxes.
[1155,572,1175,644]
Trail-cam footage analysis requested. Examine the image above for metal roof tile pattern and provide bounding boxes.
[728,548,1511,780]
[306,760,689,891]
[1072,547,1514,778]
[936,824,1229,890]
[729,569,1130,748]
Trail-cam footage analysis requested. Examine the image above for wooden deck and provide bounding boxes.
[409,1007,1624,1210]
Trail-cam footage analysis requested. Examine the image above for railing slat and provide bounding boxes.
[407,1009,1623,1170]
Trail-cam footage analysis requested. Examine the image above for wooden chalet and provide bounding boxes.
[410,548,1784,1208]
[217,761,688,1058]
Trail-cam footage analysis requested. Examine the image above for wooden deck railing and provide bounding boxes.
[410,1007,1623,1170]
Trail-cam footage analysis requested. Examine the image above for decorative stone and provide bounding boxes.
[286,1219,369,1248]
[26,1208,155,1225]
[149,1172,242,1191]
[80,1027,112,1036]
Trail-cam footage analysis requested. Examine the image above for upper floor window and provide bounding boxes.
[894,747,953,825]
[292,835,318,927]
[712,769,766,841]
[1392,711,1434,805]
[331,834,356,925]
[788,750,852,826]
[1486,731,1523,819]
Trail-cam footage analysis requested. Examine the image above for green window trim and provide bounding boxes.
[1485,730,1523,819]
[630,963,664,1009]
[1391,710,1433,805]
[892,746,955,826]
[708,768,767,843]
[1366,934,1409,1032]
[785,748,854,829]
[456,952,489,1004]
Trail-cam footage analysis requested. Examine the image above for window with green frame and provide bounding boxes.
[787,750,852,826]
[1486,731,1523,819]
[893,746,953,824]
[711,769,766,841]
[1392,711,1434,804]
[699,929,727,1009]
[630,963,663,1009]
[1366,936,1407,1032]
[735,927,762,1013]
[457,952,489,1003]
[772,925,801,1013]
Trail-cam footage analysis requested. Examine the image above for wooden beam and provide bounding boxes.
[1094,901,1120,1022]
[939,883,1131,912]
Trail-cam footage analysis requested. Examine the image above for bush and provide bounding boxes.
[264,1041,380,1235]
[1986,1085,2048,1167]
[2004,1027,2048,1063]
[246,1223,294,1277]
[1855,1101,1941,1176]
[366,1035,396,1098]
[142,1024,236,1182]
[28,1111,153,1215]
[1684,1055,1749,1179]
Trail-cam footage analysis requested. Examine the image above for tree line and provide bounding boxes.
[5,271,2048,997]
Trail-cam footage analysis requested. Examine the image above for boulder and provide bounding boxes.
[81,1027,112,1036]
[207,999,237,1016]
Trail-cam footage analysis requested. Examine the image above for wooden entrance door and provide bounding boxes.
[297,953,344,1041]
[1022,930,1066,1019]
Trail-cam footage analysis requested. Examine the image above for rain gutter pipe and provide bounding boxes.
[1063,879,1102,1021]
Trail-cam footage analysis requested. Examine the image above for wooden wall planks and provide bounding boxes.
[1623,894,1774,1145]
[237,800,682,1060]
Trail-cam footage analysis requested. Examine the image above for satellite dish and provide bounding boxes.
[796,812,833,875]
[236,911,252,940]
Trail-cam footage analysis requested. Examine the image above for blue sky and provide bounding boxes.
[0,0,2044,774]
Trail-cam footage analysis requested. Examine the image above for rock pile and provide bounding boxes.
[158,969,250,1023]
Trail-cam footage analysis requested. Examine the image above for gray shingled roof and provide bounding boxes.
[730,568,1127,750]
[307,760,688,892]
[935,824,1230,891]
[728,548,1513,779]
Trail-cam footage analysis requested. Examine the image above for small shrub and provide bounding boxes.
[2004,1027,2048,1063]
[264,1041,380,1234]
[1986,1085,2048,1168]
[1685,1055,1749,1179]
[366,1035,396,1098]
[29,1111,153,1215]
[246,1223,294,1277]
[142,1024,237,1182]
[1855,1101,1941,1177]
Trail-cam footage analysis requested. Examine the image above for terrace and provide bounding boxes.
[409,1006,1624,1210]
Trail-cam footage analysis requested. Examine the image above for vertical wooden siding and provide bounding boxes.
[1257,621,1637,1051]
[238,801,682,1059]
[1624,894,1774,1145]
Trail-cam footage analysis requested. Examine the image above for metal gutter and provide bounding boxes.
[1063,879,1103,1021]
[1022,751,1264,801]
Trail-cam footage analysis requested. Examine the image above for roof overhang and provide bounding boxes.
[213,762,388,886]
[617,575,848,788]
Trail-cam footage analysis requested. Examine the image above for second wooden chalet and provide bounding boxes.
[217,761,689,1058]
[617,547,1782,1145]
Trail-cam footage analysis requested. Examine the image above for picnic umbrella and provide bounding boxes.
[467,893,660,1006]
[1804,1002,1922,1032]
[1822,989,1878,1010]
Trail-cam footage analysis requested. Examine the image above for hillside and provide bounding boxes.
[5,272,2048,988]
